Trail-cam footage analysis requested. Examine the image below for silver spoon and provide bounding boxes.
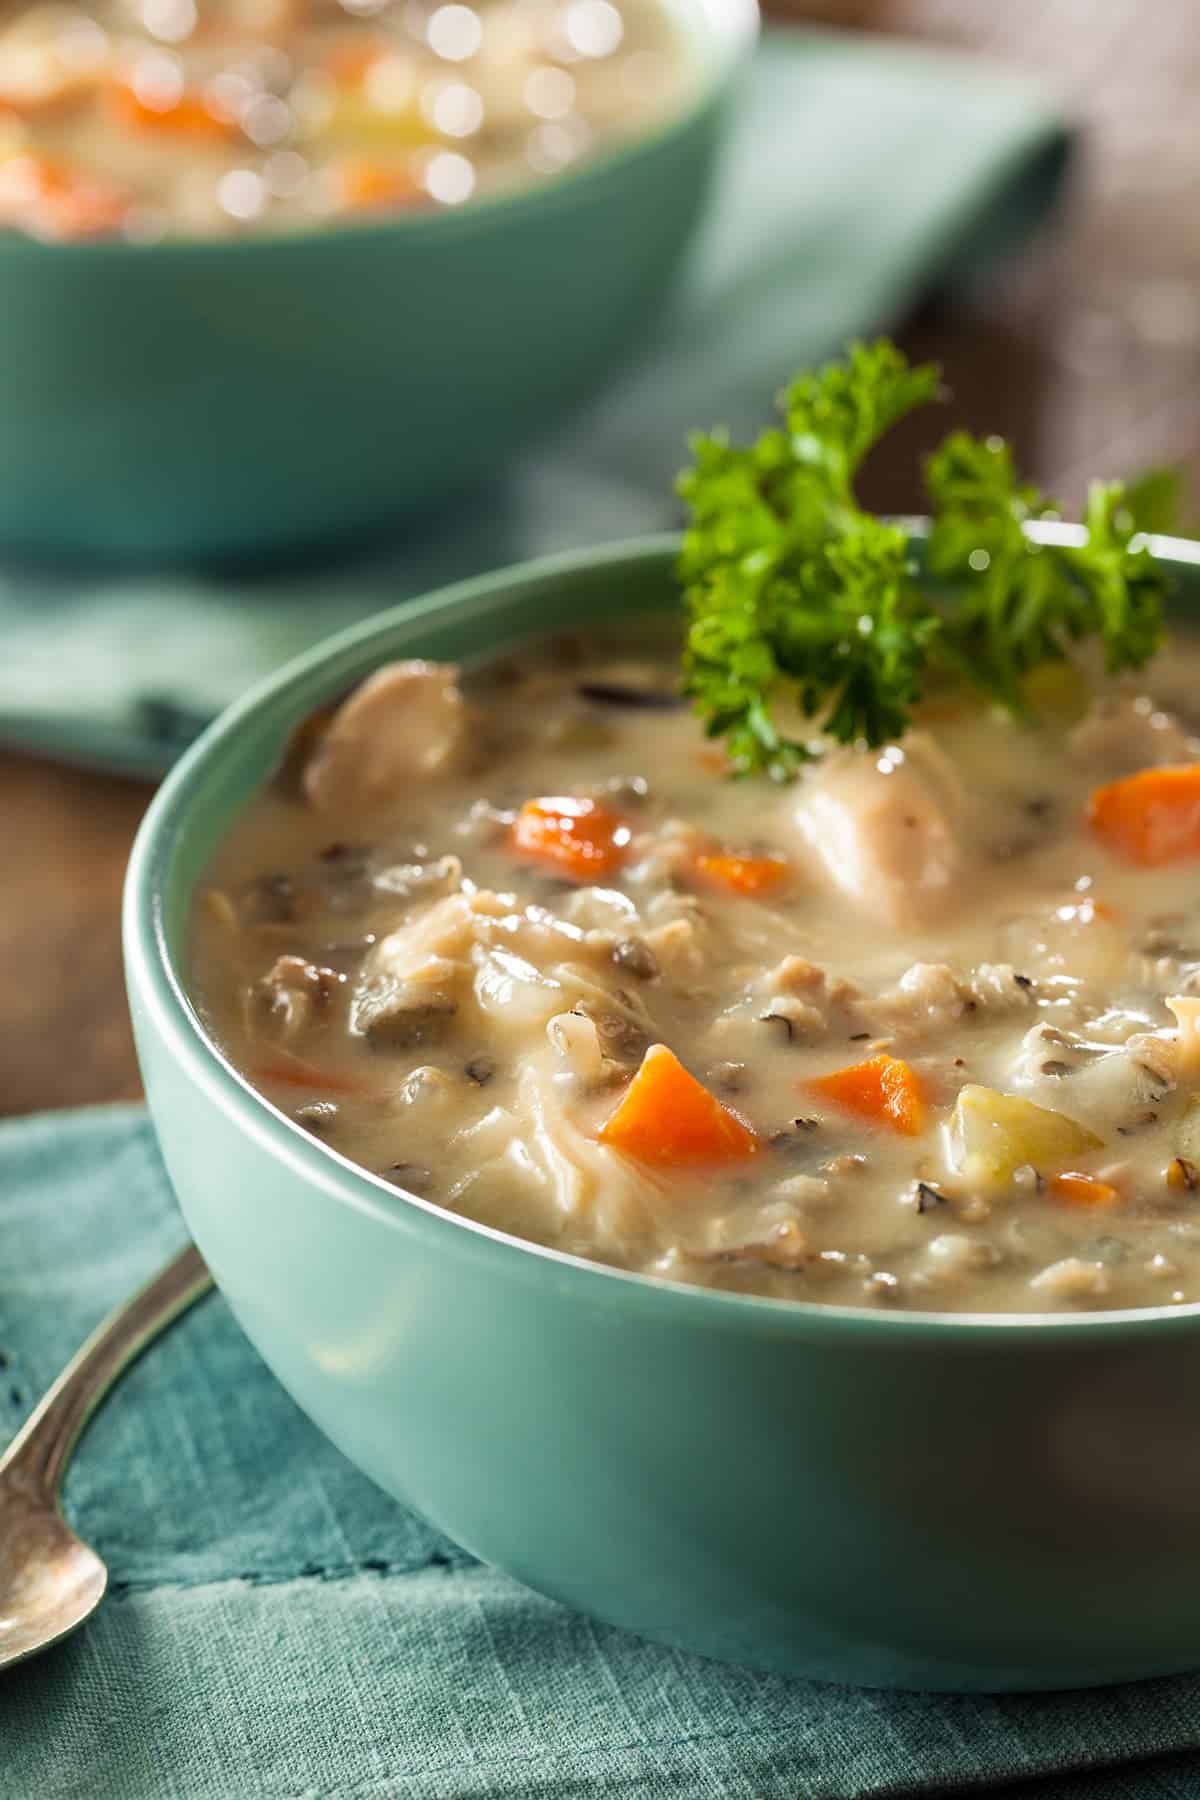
[0,1243,212,1671]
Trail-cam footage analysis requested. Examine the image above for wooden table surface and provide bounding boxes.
[3,0,1198,1119]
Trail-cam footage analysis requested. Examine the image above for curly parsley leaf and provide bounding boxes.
[1066,479,1170,673]
[782,340,943,491]
[679,341,943,777]
[925,439,1167,700]
[678,340,1170,774]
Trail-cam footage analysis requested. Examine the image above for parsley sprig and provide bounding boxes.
[678,340,1170,778]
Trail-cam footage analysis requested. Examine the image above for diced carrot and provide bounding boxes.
[691,848,790,898]
[599,1044,759,1167]
[0,151,126,239]
[1089,764,1200,866]
[1050,1171,1121,1209]
[254,1056,366,1095]
[805,1053,927,1136]
[107,79,237,141]
[510,796,632,883]
[334,155,423,213]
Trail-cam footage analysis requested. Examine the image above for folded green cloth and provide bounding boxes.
[0,25,1070,780]
[4,1104,1200,1798]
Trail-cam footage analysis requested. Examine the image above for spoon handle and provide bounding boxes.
[0,1243,213,1502]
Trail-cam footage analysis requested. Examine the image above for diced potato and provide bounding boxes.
[950,1084,1101,1188]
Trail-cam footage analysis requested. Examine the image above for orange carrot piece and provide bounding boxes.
[334,156,423,213]
[1050,1172,1121,1209]
[254,1057,366,1095]
[691,849,790,898]
[805,1053,927,1136]
[107,79,236,141]
[0,152,126,239]
[599,1044,759,1167]
[1089,764,1200,866]
[510,796,632,883]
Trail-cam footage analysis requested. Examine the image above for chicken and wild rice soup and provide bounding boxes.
[0,0,688,239]
[191,629,1200,1315]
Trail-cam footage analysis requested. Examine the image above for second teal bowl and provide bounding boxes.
[125,532,1200,1691]
[0,0,754,565]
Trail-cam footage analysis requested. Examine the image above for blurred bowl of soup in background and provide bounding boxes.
[0,0,756,563]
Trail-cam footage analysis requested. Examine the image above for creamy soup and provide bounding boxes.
[0,0,687,240]
[190,630,1200,1314]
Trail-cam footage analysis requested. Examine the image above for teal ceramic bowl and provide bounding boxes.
[125,531,1200,1693]
[0,0,753,566]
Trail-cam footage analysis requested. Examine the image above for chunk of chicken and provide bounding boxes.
[356,887,652,1051]
[360,887,579,1042]
[1008,1019,1175,1135]
[303,661,465,812]
[790,734,965,929]
[352,891,484,1043]
[446,1057,664,1255]
[249,952,346,1041]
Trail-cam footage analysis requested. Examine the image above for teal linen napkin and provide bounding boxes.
[5,1105,1200,1799]
[0,25,1070,781]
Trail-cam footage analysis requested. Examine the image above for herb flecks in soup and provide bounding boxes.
[192,641,1200,1314]
[0,0,688,240]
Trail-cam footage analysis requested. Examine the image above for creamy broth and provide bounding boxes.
[190,630,1200,1313]
[0,0,688,240]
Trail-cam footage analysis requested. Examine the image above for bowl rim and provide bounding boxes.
[125,524,1200,1343]
[0,0,758,264]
